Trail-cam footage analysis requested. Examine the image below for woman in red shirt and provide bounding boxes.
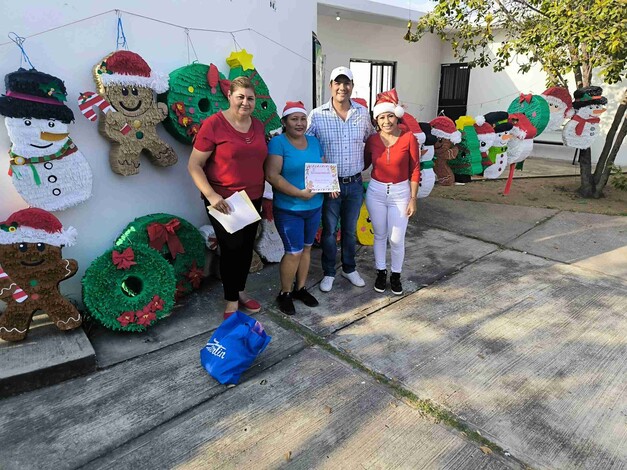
[363,89,420,296]
[188,77,267,318]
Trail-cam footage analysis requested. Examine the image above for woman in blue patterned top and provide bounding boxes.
[265,101,326,315]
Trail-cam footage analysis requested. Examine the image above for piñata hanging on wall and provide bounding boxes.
[162,63,231,144]
[92,50,177,175]
[562,86,607,149]
[226,50,282,136]
[0,208,81,341]
[0,69,93,211]
[541,87,574,131]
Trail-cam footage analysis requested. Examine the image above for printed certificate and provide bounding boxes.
[304,163,340,193]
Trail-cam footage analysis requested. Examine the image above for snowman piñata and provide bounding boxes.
[480,112,513,179]
[417,122,437,198]
[475,119,497,171]
[562,86,607,149]
[0,69,92,211]
[542,86,574,132]
[507,113,537,165]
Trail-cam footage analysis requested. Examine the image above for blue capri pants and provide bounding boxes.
[273,205,322,254]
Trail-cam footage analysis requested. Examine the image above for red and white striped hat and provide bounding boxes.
[282,101,307,117]
[0,208,77,247]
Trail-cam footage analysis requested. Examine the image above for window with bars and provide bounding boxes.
[349,59,397,111]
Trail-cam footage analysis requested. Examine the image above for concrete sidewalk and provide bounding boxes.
[0,197,625,469]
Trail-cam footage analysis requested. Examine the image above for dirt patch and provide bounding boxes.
[431,176,627,216]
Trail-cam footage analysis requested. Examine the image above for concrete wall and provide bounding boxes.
[440,37,627,165]
[0,0,316,302]
[316,14,442,120]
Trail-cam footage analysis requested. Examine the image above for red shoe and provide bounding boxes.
[224,310,237,320]
[238,298,261,313]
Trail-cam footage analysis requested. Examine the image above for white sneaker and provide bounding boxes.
[342,270,366,287]
[319,276,335,292]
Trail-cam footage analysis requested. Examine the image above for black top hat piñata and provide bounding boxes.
[0,68,74,123]
[418,122,437,146]
[572,86,607,110]
[484,111,513,133]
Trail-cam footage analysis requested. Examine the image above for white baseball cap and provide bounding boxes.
[330,66,353,82]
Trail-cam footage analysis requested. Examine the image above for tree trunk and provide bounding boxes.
[577,148,595,197]
[593,116,627,198]
[593,89,627,185]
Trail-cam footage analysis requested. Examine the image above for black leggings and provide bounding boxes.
[205,197,262,301]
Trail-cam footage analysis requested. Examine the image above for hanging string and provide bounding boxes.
[7,33,35,69]
[116,10,128,50]
[185,29,199,64]
[0,9,311,63]
[230,33,241,52]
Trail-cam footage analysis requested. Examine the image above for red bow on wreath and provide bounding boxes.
[112,247,137,270]
[147,219,185,259]
[519,93,533,104]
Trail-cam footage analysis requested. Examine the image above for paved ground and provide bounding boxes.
[0,197,625,470]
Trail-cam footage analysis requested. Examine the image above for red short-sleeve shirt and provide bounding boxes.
[194,112,267,199]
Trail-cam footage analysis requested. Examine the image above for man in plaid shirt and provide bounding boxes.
[307,66,375,293]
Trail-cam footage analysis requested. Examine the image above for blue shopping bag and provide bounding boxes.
[200,311,272,385]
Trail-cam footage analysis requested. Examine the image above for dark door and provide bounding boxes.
[437,63,470,121]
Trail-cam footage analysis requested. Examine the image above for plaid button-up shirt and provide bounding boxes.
[306,100,376,177]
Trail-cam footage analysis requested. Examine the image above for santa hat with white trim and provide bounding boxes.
[542,87,575,118]
[429,116,462,144]
[0,208,77,247]
[94,50,168,94]
[372,89,405,119]
[508,113,537,140]
[282,100,307,117]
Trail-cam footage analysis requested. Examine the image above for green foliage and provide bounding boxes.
[610,165,627,191]
[408,0,627,87]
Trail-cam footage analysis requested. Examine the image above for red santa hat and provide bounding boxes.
[282,100,307,117]
[95,50,168,94]
[399,111,426,144]
[474,118,496,137]
[351,97,368,108]
[508,113,537,140]
[372,89,405,119]
[542,87,575,118]
[0,208,77,247]
[429,116,462,144]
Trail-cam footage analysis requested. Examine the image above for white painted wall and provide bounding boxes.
[316,14,442,120]
[440,37,627,165]
[0,0,316,302]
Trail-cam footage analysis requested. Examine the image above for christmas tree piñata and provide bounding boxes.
[227,50,281,136]
[162,63,230,144]
[448,116,483,176]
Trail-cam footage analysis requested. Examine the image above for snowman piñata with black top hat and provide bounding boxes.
[0,68,92,211]
[562,86,607,149]
[480,111,513,179]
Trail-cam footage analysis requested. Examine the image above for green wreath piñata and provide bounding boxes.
[115,213,205,299]
[82,244,175,332]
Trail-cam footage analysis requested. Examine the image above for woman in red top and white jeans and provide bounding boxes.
[188,77,267,318]
[363,89,420,295]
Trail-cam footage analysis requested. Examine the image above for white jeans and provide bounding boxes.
[365,178,410,273]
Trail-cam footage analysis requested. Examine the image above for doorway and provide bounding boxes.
[349,59,397,111]
[437,63,470,121]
